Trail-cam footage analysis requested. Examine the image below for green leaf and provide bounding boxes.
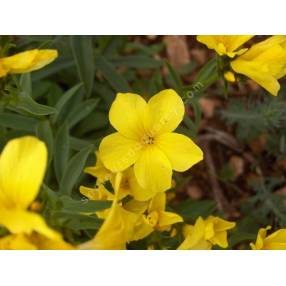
[16,93,56,115]
[111,55,162,69]
[54,123,70,184]
[66,98,100,128]
[20,73,32,96]
[60,196,111,212]
[0,112,39,131]
[70,36,95,97]
[59,144,94,196]
[52,83,83,124]
[195,57,218,83]
[95,54,131,92]
[173,199,216,223]
[182,58,219,102]
[32,58,75,81]
[54,212,102,230]
[75,111,109,136]
[229,232,257,248]
[165,61,183,93]
[70,136,93,151]
[36,120,54,165]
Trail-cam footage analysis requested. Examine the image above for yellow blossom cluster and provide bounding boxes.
[197,35,286,96]
[1,42,286,250]
[78,90,236,249]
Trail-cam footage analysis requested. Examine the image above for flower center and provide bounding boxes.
[120,177,130,190]
[141,134,155,145]
[146,211,159,227]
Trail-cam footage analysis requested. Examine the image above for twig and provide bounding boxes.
[200,140,229,212]
[198,126,264,177]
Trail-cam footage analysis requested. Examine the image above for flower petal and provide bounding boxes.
[156,132,203,172]
[0,234,37,250]
[148,192,166,213]
[197,35,253,57]
[132,216,154,241]
[80,201,140,250]
[0,49,58,74]
[266,228,286,241]
[84,152,112,183]
[109,93,148,139]
[178,217,210,250]
[158,211,183,228]
[127,167,154,201]
[206,216,236,232]
[99,132,142,172]
[134,146,172,195]
[0,209,60,240]
[231,59,280,96]
[147,89,185,136]
[0,136,47,209]
[209,231,228,248]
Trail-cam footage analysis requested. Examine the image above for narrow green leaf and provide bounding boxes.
[173,199,216,223]
[70,136,93,151]
[165,61,183,92]
[60,196,111,212]
[54,123,70,183]
[36,120,54,165]
[66,98,100,128]
[95,54,131,92]
[111,55,162,69]
[54,212,102,230]
[32,58,75,82]
[70,36,95,97]
[52,83,83,124]
[20,73,32,96]
[75,111,109,136]
[16,93,56,115]
[0,112,39,131]
[59,144,94,195]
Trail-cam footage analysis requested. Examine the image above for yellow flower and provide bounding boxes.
[178,217,212,250]
[0,136,63,242]
[80,201,141,250]
[80,173,142,250]
[197,35,253,57]
[124,192,182,241]
[80,184,114,202]
[84,152,113,185]
[0,49,58,78]
[81,153,147,201]
[79,184,114,219]
[0,233,74,250]
[250,226,286,250]
[99,89,203,200]
[178,216,235,250]
[142,192,183,232]
[204,216,236,248]
[231,36,286,96]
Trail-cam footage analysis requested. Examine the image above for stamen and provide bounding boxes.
[142,134,155,145]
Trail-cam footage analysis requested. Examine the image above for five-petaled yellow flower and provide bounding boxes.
[0,49,58,78]
[99,89,203,201]
[231,36,286,96]
[197,35,253,58]
[0,136,72,250]
[250,226,286,250]
[178,216,236,250]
